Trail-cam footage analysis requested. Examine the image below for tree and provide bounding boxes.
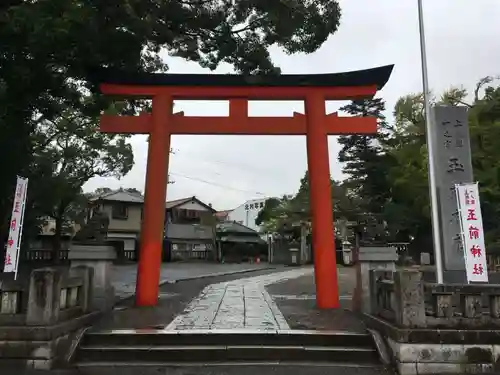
[1,0,343,235]
[94,187,113,196]
[382,93,431,248]
[255,198,282,228]
[256,170,357,233]
[258,77,500,259]
[124,188,143,196]
[29,97,133,255]
[337,98,392,236]
[463,78,500,253]
[369,77,500,257]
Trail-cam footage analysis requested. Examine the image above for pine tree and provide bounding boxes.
[337,98,393,239]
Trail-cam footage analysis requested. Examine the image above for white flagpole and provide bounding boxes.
[418,0,444,284]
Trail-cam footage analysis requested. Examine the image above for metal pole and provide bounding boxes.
[417,0,444,284]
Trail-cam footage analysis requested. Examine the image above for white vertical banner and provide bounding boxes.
[456,183,488,283]
[4,176,29,278]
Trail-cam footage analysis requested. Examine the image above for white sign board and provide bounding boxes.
[3,176,28,278]
[456,183,488,283]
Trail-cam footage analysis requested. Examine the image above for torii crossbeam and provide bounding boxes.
[96,65,394,309]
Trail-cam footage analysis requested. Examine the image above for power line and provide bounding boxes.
[168,171,268,196]
[171,148,292,178]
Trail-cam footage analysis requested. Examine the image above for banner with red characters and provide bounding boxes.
[456,183,488,283]
[3,176,28,278]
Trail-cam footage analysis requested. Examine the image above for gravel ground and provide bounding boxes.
[265,269,366,332]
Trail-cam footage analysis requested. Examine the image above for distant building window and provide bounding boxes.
[245,204,249,210]
[260,202,264,208]
[249,203,254,209]
[112,203,128,220]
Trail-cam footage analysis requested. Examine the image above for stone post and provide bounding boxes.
[26,268,62,326]
[70,265,93,313]
[69,242,116,311]
[393,269,426,327]
[300,223,308,263]
[289,247,300,266]
[358,246,398,314]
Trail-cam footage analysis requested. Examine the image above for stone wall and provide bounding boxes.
[269,240,290,264]
[365,269,500,374]
[370,269,500,328]
[0,266,100,370]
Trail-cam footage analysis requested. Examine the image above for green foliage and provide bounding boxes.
[256,170,358,233]
[28,98,133,250]
[379,79,500,254]
[338,98,392,223]
[255,198,282,227]
[1,0,342,237]
[353,78,500,255]
[258,77,500,258]
[467,81,500,253]
[381,93,431,246]
[93,187,113,196]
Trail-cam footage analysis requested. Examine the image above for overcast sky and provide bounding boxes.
[83,0,500,211]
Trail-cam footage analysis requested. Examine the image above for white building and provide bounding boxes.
[227,198,269,232]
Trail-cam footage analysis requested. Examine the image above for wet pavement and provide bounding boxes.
[112,262,275,300]
[92,267,285,330]
[69,267,382,374]
[93,265,363,332]
[166,268,314,330]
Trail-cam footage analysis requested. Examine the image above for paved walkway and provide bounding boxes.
[166,267,314,331]
[92,268,284,330]
[112,263,274,300]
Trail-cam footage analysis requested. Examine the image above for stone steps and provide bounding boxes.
[74,329,383,366]
[73,364,394,375]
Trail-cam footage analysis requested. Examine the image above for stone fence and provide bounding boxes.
[370,269,500,329]
[359,248,500,373]
[0,266,99,370]
[0,266,92,326]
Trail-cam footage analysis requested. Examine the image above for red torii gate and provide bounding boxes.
[97,65,394,309]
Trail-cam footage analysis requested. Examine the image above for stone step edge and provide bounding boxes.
[86,329,371,336]
[79,345,377,351]
[76,361,382,368]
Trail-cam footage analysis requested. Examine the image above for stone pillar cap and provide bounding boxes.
[359,246,398,262]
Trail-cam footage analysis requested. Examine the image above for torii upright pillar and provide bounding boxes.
[96,64,394,309]
[305,93,339,308]
[136,95,172,306]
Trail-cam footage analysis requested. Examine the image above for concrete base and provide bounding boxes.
[364,314,500,375]
[388,338,499,374]
[70,243,116,311]
[0,311,101,370]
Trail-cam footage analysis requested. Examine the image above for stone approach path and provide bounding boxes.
[165,267,314,331]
